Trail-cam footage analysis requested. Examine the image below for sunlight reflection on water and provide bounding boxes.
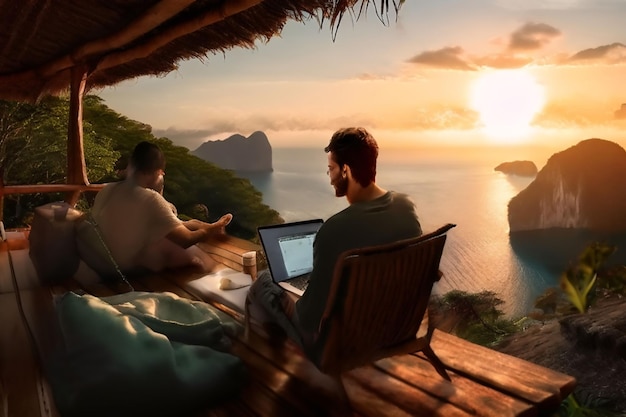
[239,148,557,317]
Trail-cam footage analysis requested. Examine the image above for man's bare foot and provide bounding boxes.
[207,213,233,240]
[217,213,233,226]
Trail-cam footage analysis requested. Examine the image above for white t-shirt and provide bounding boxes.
[92,180,182,271]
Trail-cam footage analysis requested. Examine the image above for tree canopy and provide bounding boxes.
[0,95,282,239]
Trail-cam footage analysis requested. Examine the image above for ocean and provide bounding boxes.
[238,147,558,318]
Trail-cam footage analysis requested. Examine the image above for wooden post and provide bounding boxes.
[66,65,90,205]
[0,172,4,222]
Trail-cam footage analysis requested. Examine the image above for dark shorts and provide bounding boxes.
[246,270,304,347]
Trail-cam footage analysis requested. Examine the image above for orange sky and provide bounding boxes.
[98,1,626,156]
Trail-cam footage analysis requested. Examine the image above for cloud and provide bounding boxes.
[412,107,478,130]
[154,105,480,150]
[356,73,394,81]
[406,47,476,71]
[153,113,376,150]
[473,54,534,69]
[568,42,626,64]
[508,22,561,51]
[356,71,426,82]
[404,22,624,71]
[494,0,609,11]
[534,100,626,128]
[379,106,478,131]
[406,23,562,71]
[153,127,223,141]
[153,126,239,150]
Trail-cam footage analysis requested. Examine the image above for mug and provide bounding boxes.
[242,251,257,280]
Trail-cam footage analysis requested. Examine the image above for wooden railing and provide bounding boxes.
[0,183,106,195]
[0,183,108,223]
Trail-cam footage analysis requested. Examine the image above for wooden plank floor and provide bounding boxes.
[0,236,59,417]
[1,233,576,417]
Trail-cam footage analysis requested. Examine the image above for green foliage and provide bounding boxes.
[1,94,282,238]
[560,243,615,313]
[596,265,626,296]
[149,138,282,240]
[0,96,122,226]
[0,99,38,173]
[532,243,626,321]
[2,96,65,185]
[532,287,561,317]
[80,95,283,238]
[431,290,520,346]
[438,290,504,318]
[83,95,155,173]
[0,95,122,186]
[557,391,621,417]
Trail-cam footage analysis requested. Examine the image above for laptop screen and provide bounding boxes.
[278,232,316,278]
[258,219,323,283]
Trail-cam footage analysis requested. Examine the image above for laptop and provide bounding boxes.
[257,219,324,296]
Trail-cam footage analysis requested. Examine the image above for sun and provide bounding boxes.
[470,69,546,143]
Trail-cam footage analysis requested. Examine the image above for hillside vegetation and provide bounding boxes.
[0,95,282,240]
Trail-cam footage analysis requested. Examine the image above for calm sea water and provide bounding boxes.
[238,147,558,317]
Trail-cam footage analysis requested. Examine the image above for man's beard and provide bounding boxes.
[333,175,348,197]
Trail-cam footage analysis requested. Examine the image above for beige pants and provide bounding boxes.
[135,240,218,273]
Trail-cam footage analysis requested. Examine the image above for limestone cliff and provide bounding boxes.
[508,138,626,232]
[192,131,273,172]
[494,160,537,177]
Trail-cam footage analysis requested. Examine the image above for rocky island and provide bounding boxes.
[508,138,626,233]
[507,138,626,271]
[494,160,537,177]
[192,131,273,172]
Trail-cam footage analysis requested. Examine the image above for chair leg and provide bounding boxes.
[422,345,451,381]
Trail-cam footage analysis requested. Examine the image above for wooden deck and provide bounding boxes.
[0,230,576,417]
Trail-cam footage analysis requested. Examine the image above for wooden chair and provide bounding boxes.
[306,223,457,384]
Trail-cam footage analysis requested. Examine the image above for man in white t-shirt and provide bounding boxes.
[92,141,232,274]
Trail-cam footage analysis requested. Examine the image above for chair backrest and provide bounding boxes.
[312,223,456,374]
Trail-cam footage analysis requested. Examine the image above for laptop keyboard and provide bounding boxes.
[288,275,310,292]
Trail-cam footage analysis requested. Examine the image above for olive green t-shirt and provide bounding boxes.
[295,191,422,335]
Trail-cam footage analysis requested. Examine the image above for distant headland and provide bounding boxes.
[508,138,626,271]
[192,131,273,172]
[508,138,626,233]
[494,160,537,177]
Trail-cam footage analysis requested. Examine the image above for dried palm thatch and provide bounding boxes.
[0,0,404,103]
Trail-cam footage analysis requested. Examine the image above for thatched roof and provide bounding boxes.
[0,0,402,103]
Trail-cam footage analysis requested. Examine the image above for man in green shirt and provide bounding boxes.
[247,127,422,351]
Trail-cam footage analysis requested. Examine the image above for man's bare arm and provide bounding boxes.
[166,214,233,248]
